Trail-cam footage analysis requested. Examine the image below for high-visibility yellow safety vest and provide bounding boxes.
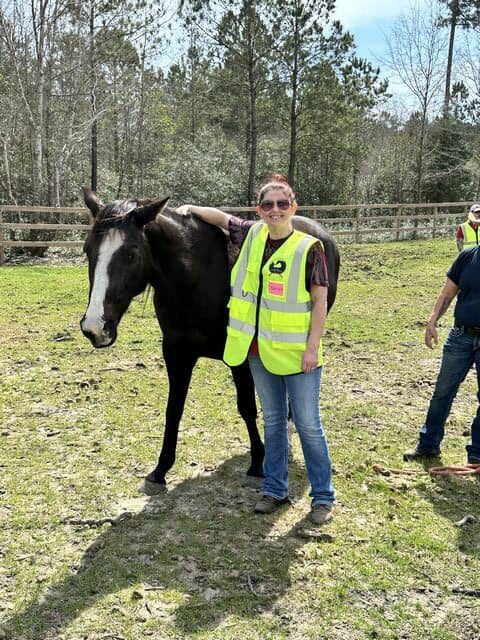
[223,222,323,375]
[460,221,479,247]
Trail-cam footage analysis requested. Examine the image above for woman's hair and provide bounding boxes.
[257,174,296,204]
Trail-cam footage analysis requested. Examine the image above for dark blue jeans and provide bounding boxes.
[419,326,480,458]
[248,356,335,506]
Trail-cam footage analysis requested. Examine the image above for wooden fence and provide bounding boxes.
[0,201,471,264]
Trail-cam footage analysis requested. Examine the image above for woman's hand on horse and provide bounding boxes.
[176,205,191,216]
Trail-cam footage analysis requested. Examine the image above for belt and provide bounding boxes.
[454,321,480,336]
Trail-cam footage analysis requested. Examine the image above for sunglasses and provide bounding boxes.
[258,199,291,212]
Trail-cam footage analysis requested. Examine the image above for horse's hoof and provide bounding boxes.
[139,478,167,496]
[242,475,264,489]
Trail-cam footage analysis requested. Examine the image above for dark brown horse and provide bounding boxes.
[80,188,340,495]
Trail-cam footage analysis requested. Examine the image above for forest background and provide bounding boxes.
[0,0,479,209]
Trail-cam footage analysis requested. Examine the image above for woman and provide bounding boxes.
[177,176,335,525]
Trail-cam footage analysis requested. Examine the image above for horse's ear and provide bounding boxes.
[133,197,170,228]
[83,187,103,219]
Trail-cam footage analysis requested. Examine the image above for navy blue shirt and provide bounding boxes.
[448,246,480,326]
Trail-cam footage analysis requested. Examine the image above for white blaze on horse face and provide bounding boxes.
[83,229,124,337]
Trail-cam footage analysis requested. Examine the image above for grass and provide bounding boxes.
[1,238,480,640]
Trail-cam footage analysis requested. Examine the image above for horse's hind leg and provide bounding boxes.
[140,343,197,495]
[230,362,264,484]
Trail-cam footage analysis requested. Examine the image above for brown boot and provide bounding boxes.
[309,503,333,525]
[254,495,290,514]
[403,445,440,461]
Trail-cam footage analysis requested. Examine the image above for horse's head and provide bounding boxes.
[80,187,169,348]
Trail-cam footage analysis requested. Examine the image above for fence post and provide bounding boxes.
[395,207,402,241]
[0,209,4,265]
[432,206,438,239]
[355,207,361,243]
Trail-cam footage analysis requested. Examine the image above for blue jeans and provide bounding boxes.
[248,356,335,506]
[419,326,480,458]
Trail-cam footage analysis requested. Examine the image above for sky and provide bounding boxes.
[160,0,441,112]
[333,0,432,62]
[163,0,433,70]
[333,0,437,111]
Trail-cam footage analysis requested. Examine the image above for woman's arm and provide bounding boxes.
[302,284,328,373]
[176,205,231,231]
[425,277,458,349]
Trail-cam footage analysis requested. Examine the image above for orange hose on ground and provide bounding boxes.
[372,463,480,478]
[429,464,480,477]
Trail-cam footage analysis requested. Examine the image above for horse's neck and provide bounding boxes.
[147,218,196,286]
[147,215,228,293]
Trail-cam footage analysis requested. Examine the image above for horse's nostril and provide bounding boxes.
[82,328,96,342]
[104,319,115,335]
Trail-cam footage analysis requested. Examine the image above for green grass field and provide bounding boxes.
[1,238,479,640]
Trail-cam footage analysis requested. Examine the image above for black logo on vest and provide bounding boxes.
[269,260,286,274]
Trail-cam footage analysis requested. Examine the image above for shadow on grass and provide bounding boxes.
[4,455,311,639]
[418,458,480,557]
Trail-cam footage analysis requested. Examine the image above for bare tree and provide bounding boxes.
[457,30,480,196]
[384,3,447,200]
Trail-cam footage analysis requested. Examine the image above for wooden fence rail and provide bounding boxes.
[0,201,471,264]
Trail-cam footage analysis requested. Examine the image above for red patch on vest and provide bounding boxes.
[268,281,284,296]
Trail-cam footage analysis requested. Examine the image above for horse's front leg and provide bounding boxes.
[230,362,264,485]
[141,343,197,495]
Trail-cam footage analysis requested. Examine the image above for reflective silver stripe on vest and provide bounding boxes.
[285,235,314,304]
[260,298,312,312]
[258,328,309,343]
[233,290,257,304]
[228,317,256,336]
[229,292,311,312]
[231,223,264,299]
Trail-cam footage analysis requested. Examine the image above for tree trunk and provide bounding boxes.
[44,80,55,206]
[1,138,17,204]
[32,41,45,204]
[136,35,147,193]
[112,64,120,178]
[288,86,298,187]
[89,0,97,192]
[416,101,429,203]
[189,27,197,144]
[443,0,459,118]
[246,5,257,206]
[287,11,299,188]
[247,80,257,205]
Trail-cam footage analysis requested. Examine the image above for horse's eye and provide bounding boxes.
[126,250,137,263]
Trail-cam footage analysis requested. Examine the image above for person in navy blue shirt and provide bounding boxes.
[404,247,480,464]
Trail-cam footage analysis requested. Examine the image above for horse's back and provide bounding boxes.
[292,216,340,311]
[146,209,231,354]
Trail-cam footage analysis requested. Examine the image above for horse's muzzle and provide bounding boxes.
[80,317,117,348]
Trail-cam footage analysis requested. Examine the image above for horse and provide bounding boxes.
[80,188,340,495]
